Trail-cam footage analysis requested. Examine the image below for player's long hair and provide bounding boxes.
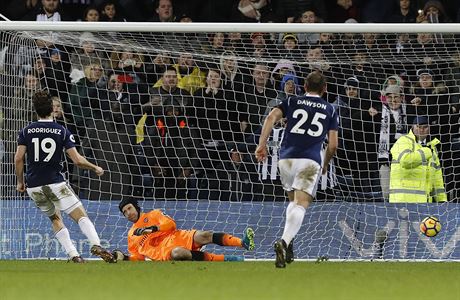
[32,90,53,118]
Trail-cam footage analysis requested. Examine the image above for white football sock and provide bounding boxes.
[281,202,306,246]
[55,227,79,258]
[78,217,101,246]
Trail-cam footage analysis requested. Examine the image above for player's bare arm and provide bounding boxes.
[255,107,283,162]
[322,129,338,175]
[14,145,27,192]
[66,147,104,176]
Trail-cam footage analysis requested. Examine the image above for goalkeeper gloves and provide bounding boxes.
[133,225,159,236]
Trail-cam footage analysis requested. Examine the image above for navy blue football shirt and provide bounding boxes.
[17,119,76,188]
[277,94,338,165]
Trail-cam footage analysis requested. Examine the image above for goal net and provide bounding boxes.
[1,22,459,260]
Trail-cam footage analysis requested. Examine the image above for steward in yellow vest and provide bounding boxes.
[389,116,447,203]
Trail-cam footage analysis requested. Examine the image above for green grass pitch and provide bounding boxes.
[1,260,459,300]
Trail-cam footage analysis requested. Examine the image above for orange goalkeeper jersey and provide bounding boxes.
[127,209,198,261]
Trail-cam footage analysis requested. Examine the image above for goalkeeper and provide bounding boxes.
[113,199,255,262]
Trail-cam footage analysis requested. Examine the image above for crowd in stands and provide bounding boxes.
[3,0,460,24]
[1,0,460,202]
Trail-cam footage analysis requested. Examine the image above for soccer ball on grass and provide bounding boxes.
[420,216,441,237]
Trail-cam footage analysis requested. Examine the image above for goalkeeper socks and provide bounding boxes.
[203,252,225,261]
[78,217,101,246]
[281,202,306,246]
[191,251,225,261]
[55,227,79,258]
[212,233,242,247]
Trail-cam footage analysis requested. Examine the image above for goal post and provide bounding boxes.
[1,22,459,260]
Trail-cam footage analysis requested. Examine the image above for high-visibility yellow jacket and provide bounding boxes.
[389,130,447,203]
[153,64,206,95]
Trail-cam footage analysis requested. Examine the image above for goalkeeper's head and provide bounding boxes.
[119,198,141,221]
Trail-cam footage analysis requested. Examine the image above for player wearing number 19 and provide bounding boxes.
[14,90,115,263]
[255,71,338,268]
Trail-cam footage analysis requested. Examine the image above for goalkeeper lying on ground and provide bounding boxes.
[113,199,255,262]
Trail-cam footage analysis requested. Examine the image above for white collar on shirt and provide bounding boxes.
[305,93,321,97]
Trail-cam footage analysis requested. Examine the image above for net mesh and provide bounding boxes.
[1,27,459,260]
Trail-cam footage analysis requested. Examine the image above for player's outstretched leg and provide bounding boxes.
[274,240,287,268]
[286,239,294,264]
[242,227,255,251]
[91,245,117,263]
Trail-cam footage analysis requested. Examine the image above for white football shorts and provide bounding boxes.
[27,182,82,217]
[278,158,321,197]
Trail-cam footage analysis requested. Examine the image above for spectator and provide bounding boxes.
[303,45,330,74]
[52,96,78,182]
[145,67,191,120]
[360,0,395,22]
[82,6,100,22]
[203,33,226,55]
[407,68,450,136]
[145,52,172,85]
[31,56,47,83]
[9,73,40,129]
[271,59,297,92]
[316,33,335,58]
[392,33,412,56]
[143,103,200,196]
[333,77,381,201]
[326,0,359,23]
[68,63,106,137]
[192,68,237,142]
[293,9,320,46]
[231,0,278,22]
[380,75,406,104]
[147,0,175,22]
[219,51,244,93]
[99,1,126,22]
[110,46,146,84]
[221,144,263,201]
[177,13,193,22]
[278,0,327,22]
[417,0,451,23]
[262,72,300,123]
[225,32,245,56]
[15,72,41,101]
[44,48,71,101]
[386,0,416,23]
[92,73,132,124]
[249,32,273,59]
[189,68,243,194]
[377,85,408,200]
[279,33,301,60]
[241,63,277,137]
[4,0,40,20]
[277,73,300,101]
[70,32,110,83]
[22,0,71,21]
[389,116,447,202]
[154,53,205,96]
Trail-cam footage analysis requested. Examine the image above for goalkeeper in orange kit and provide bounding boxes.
[113,199,255,262]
